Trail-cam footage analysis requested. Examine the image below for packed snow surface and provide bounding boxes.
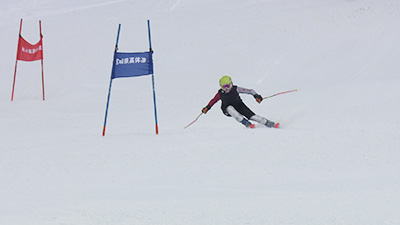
[1,0,400,224]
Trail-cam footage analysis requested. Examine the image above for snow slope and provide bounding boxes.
[1,0,400,224]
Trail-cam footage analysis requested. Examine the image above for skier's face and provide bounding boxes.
[222,83,232,93]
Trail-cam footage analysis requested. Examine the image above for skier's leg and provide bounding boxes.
[225,106,243,122]
[236,103,256,120]
[250,114,277,128]
[249,115,267,124]
[226,106,254,128]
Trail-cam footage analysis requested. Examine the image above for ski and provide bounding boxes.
[248,122,279,129]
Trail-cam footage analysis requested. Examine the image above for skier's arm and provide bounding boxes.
[237,86,257,95]
[237,86,263,103]
[202,93,221,114]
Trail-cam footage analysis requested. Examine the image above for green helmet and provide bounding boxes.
[219,75,232,87]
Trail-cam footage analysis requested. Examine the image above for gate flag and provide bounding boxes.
[111,51,153,79]
[11,19,45,101]
[17,35,43,61]
[103,21,159,136]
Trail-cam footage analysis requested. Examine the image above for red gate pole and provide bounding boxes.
[39,20,45,101]
[11,19,23,101]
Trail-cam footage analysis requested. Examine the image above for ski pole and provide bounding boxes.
[184,113,203,129]
[263,89,299,100]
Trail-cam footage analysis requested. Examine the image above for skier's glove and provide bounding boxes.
[254,94,263,103]
[202,105,211,114]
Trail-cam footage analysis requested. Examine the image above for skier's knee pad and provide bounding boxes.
[250,115,267,124]
[226,106,244,122]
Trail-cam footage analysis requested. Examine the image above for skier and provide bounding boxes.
[202,75,279,128]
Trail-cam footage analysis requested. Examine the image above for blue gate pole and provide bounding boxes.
[147,20,159,135]
[103,24,121,136]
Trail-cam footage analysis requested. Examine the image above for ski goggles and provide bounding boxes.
[222,83,232,90]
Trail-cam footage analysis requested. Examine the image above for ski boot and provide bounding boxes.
[241,118,255,128]
[265,120,279,128]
